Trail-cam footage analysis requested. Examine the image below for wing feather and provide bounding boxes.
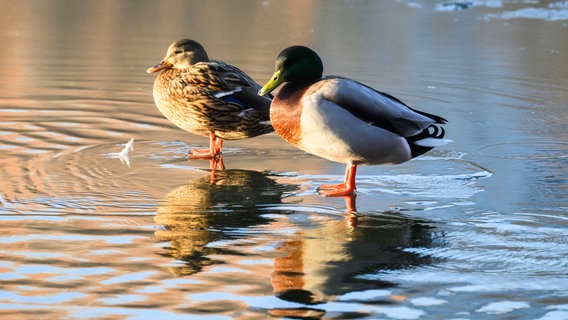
[316,77,445,137]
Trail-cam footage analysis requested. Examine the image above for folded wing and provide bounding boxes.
[318,77,446,137]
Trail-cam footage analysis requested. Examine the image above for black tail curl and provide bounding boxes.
[406,124,446,158]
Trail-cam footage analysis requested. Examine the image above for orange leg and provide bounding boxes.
[317,164,357,197]
[188,133,223,160]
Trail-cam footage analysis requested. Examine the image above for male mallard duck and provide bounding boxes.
[259,46,451,197]
[147,39,273,160]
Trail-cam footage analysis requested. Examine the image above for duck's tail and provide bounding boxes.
[406,124,452,158]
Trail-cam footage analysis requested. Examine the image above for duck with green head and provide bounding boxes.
[147,39,273,160]
[259,46,451,197]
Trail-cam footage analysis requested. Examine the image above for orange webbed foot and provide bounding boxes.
[188,148,222,160]
[317,183,356,197]
[317,164,358,197]
[188,133,224,160]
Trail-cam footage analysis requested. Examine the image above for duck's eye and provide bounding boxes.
[174,49,183,54]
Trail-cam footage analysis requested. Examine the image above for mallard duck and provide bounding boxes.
[258,46,451,197]
[147,39,273,160]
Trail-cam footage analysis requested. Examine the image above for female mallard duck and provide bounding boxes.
[147,39,273,160]
[258,46,451,197]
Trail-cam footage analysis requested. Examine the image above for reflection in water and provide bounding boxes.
[270,213,437,318]
[344,195,357,215]
[154,169,296,276]
[154,168,439,318]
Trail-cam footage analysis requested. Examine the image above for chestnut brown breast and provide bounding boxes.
[270,83,310,146]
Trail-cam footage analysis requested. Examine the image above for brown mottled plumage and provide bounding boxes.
[147,39,273,160]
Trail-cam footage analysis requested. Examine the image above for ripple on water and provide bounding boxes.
[427,0,568,21]
[0,139,180,215]
[484,5,568,21]
[425,218,566,273]
[478,141,568,160]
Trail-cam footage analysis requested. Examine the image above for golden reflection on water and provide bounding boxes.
[153,168,437,317]
[155,169,297,277]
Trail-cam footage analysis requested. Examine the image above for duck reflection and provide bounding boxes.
[154,169,296,277]
[154,168,438,318]
[207,156,225,171]
[270,212,437,318]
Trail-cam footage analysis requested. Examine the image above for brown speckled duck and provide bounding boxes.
[147,39,273,160]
